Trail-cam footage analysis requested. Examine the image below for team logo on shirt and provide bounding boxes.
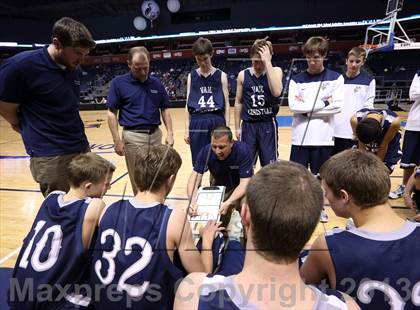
[354,86,361,93]
[150,89,158,94]
[321,82,329,90]
[74,80,81,86]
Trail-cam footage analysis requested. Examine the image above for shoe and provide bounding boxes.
[389,184,405,199]
[320,209,329,223]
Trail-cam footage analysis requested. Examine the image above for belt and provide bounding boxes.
[124,125,159,135]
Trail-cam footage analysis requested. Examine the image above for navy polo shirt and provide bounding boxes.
[194,141,253,188]
[107,73,170,127]
[0,47,89,157]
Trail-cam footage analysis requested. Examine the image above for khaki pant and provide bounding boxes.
[122,129,162,195]
[30,152,85,197]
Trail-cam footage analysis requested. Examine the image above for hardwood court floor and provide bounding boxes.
[0,107,414,268]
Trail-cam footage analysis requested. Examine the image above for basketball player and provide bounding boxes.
[351,108,402,172]
[184,37,230,166]
[288,36,344,175]
[187,126,253,220]
[91,145,225,309]
[8,153,115,309]
[390,70,420,198]
[107,46,174,195]
[333,47,375,154]
[0,17,96,196]
[175,161,359,310]
[301,149,420,309]
[234,38,283,166]
[404,167,420,218]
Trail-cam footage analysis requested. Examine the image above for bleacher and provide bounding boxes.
[79,49,418,108]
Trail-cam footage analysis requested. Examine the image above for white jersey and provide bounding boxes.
[289,69,344,146]
[334,71,375,139]
[406,70,420,131]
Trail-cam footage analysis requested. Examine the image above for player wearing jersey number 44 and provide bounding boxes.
[184,37,230,167]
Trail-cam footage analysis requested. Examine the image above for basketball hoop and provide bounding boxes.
[360,43,379,50]
[359,44,379,56]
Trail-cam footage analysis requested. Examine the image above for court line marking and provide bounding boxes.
[0,151,114,159]
[0,247,21,266]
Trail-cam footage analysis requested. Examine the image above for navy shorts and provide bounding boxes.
[241,119,278,167]
[384,131,403,173]
[333,137,357,155]
[189,112,225,166]
[401,130,420,168]
[290,145,333,175]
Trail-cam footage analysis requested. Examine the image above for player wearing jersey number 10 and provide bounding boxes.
[9,153,115,310]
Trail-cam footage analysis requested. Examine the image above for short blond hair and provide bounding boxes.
[348,46,367,61]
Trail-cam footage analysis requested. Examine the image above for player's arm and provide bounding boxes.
[377,116,400,161]
[300,235,336,288]
[174,272,207,310]
[219,177,250,215]
[364,78,376,108]
[184,73,192,144]
[409,72,420,101]
[311,75,344,116]
[0,101,20,133]
[234,70,244,140]
[168,207,221,273]
[258,43,282,97]
[161,108,174,146]
[187,170,203,202]
[266,66,283,98]
[221,72,230,126]
[82,198,106,249]
[403,170,418,211]
[343,293,362,310]
[288,79,326,114]
[350,114,364,149]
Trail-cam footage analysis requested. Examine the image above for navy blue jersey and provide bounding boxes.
[0,47,89,157]
[198,275,348,309]
[194,141,253,189]
[107,73,170,127]
[187,69,225,114]
[9,192,93,310]
[91,199,183,309]
[241,68,280,122]
[326,221,420,309]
